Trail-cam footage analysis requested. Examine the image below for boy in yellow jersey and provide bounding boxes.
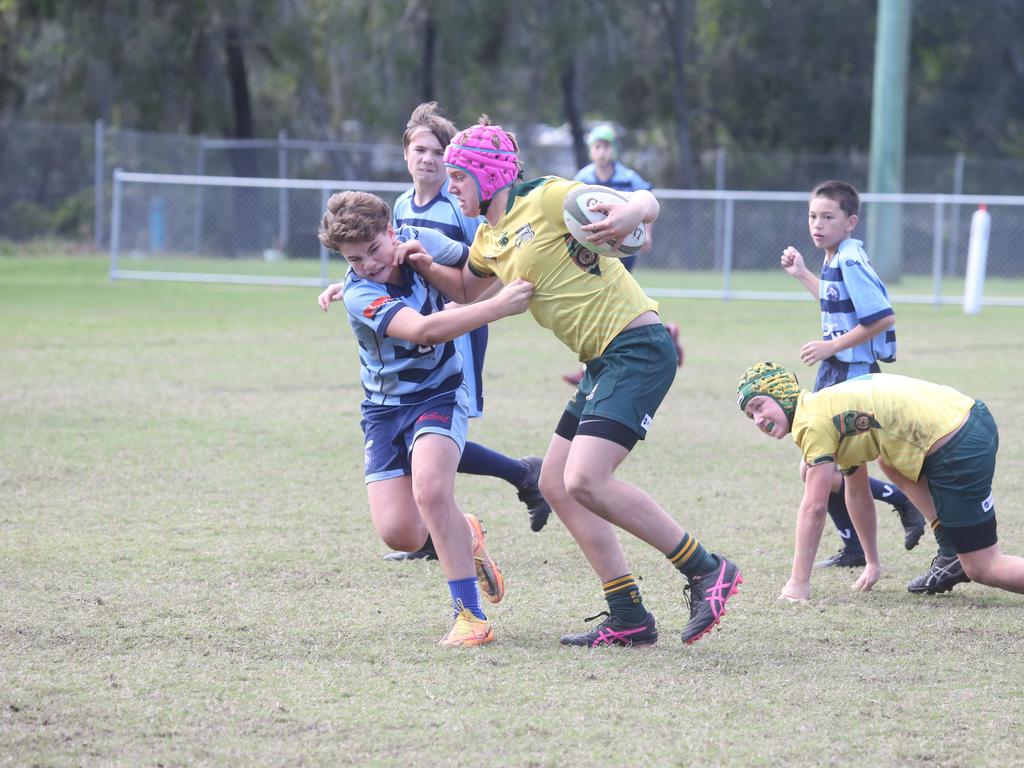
[738,362,1024,601]
[403,116,742,646]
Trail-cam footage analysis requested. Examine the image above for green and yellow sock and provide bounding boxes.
[603,574,647,624]
[667,533,717,578]
[931,519,957,557]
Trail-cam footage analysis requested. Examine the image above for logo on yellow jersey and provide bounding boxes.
[515,223,536,247]
[564,233,601,275]
[833,411,880,437]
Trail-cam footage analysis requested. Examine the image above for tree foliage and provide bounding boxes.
[1,0,1022,185]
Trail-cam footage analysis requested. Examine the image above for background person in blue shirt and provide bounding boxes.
[566,124,682,385]
[574,124,654,271]
[389,102,551,557]
[780,180,933,578]
[317,190,533,646]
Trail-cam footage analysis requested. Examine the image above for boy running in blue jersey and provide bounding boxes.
[565,124,682,385]
[317,190,533,646]
[406,116,741,647]
[780,181,936,580]
[386,102,550,560]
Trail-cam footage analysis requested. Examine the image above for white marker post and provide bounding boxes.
[963,204,991,315]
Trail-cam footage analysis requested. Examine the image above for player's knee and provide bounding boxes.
[539,467,569,508]
[959,556,990,583]
[411,478,449,517]
[376,520,425,552]
[563,467,603,508]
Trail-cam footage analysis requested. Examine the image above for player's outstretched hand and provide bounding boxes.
[851,563,881,593]
[318,282,344,312]
[491,278,533,318]
[779,578,810,603]
[781,246,806,276]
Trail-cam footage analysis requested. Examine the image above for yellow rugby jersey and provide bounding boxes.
[791,373,975,480]
[467,176,658,362]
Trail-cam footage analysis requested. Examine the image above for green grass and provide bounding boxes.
[3,256,1024,766]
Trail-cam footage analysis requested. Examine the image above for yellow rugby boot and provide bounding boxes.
[439,606,495,648]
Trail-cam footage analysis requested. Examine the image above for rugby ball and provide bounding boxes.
[563,185,646,256]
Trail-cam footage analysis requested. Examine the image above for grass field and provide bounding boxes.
[3,255,1024,767]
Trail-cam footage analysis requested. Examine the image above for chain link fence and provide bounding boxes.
[4,118,1024,303]
[107,171,1024,306]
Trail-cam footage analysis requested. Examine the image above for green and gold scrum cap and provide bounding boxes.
[737,362,802,425]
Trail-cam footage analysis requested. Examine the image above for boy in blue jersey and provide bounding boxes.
[566,124,682,385]
[387,102,551,558]
[317,190,533,646]
[780,180,934,580]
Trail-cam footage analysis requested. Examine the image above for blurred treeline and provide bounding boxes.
[1,0,1022,188]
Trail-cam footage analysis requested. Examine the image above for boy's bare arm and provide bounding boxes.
[845,466,881,593]
[799,314,895,365]
[781,246,819,298]
[781,462,833,601]
[396,242,496,304]
[385,279,532,346]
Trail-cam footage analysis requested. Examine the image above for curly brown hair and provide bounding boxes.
[318,191,390,251]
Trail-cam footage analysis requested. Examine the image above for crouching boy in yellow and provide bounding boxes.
[737,362,1024,601]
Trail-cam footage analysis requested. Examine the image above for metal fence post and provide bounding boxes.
[109,168,123,281]
[931,199,944,305]
[94,119,104,250]
[278,129,289,253]
[722,197,735,298]
[320,187,331,285]
[713,147,726,270]
[948,151,965,275]
[193,135,207,255]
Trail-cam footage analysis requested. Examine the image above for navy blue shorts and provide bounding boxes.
[359,384,470,484]
[814,358,881,391]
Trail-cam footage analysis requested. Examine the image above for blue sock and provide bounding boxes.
[869,477,910,509]
[448,577,486,620]
[827,490,864,555]
[458,442,527,486]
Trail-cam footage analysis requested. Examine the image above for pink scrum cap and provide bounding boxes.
[443,122,520,202]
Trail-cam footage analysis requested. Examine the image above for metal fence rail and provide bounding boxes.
[109,170,1024,306]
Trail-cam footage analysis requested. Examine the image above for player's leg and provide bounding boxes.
[874,462,967,594]
[907,400,1001,595]
[367,476,427,552]
[556,322,740,645]
[957,541,1024,593]
[868,474,925,550]
[456,327,552,530]
[540,430,657,648]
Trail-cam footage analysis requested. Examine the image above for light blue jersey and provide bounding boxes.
[819,238,897,365]
[343,225,468,406]
[392,181,488,416]
[574,161,653,193]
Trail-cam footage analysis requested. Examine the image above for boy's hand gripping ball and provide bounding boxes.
[562,184,646,256]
